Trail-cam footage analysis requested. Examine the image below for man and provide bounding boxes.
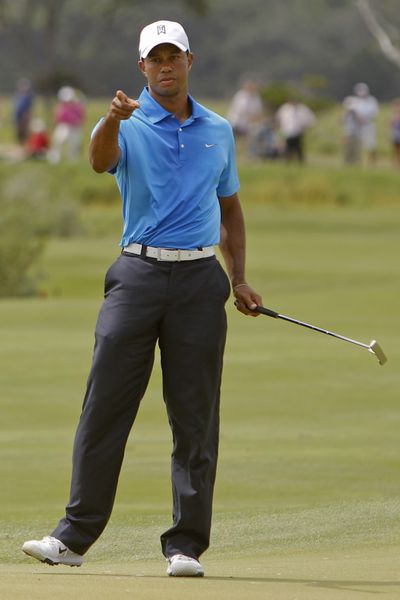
[22,20,262,577]
[226,80,264,155]
[275,98,316,163]
[342,96,362,165]
[13,78,35,145]
[342,83,379,165]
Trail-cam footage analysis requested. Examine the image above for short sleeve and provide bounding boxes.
[217,124,240,197]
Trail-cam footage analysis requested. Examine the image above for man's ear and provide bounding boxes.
[187,52,194,72]
[138,60,147,78]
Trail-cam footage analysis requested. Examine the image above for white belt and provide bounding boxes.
[123,243,215,262]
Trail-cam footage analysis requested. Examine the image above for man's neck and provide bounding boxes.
[148,87,192,124]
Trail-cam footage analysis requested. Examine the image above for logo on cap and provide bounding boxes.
[157,25,166,35]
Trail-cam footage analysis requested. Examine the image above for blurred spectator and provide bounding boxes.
[48,86,86,163]
[13,78,35,144]
[342,83,379,165]
[342,96,361,165]
[227,80,264,152]
[248,116,282,160]
[275,99,316,163]
[25,118,50,159]
[390,98,400,167]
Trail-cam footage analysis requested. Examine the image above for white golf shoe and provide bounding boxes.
[166,553,204,577]
[22,536,83,567]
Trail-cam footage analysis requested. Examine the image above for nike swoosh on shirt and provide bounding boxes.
[204,143,217,148]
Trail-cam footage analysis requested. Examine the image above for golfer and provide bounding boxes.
[22,20,262,577]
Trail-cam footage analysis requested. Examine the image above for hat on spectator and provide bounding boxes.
[58,86,76,102]
[354,82,370,97]
[139,20,190,59]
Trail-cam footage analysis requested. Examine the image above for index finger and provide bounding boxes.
[115,91,140,110]
[116,90,129,103]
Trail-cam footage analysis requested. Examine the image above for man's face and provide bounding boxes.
[139,43,193,99]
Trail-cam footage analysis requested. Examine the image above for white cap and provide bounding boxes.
[354,82,369,97]
[58,86,76,102]
[139,20,190,59]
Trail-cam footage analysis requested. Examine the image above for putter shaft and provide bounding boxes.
[255,306,387,365]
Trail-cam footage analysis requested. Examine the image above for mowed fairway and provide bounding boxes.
[1,194,400,599]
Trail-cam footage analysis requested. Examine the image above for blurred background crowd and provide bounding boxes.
[226,78,400,167]
[2,74,400,169]
[5,79,86,164]
[1,0,400,167]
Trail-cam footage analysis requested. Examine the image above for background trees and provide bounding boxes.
[2,1,400,146]
[1,0,400,100]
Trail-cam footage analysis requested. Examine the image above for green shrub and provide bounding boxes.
[260,81,335,113]
[0,196,47,296]
[0,162,82,296]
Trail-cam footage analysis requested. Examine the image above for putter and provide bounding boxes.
[253,305,387,365]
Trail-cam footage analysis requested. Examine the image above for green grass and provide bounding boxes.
[1,188,400,598]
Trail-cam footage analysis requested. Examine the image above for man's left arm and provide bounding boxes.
[218,193,263,316]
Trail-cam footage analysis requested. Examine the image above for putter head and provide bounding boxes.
[369,340,387,366]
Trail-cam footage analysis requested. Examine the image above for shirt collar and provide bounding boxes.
[138,87,208,124]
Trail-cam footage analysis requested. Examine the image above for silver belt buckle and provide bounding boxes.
[154,247,186,261]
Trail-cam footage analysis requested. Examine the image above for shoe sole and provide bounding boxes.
[167,566,204,577]
[168,571,204,577]
[22,548,82,567]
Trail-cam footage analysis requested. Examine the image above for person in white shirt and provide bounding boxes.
[342,83,379,165]
[275,99,316,163]
[227,80,264,152]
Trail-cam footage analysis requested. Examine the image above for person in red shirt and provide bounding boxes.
[25,118,49,159]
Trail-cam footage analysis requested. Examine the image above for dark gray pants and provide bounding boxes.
[52,253,230,559]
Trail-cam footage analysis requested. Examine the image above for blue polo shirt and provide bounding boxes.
[107,87,239,249]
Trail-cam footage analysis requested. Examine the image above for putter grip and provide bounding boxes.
[255,306,279,318]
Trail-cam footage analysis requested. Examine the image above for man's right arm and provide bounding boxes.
[89,90,140,173]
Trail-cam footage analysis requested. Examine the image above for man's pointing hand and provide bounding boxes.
[108,90,140,121]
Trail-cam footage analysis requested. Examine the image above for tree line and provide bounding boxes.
[1,0,400,101]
